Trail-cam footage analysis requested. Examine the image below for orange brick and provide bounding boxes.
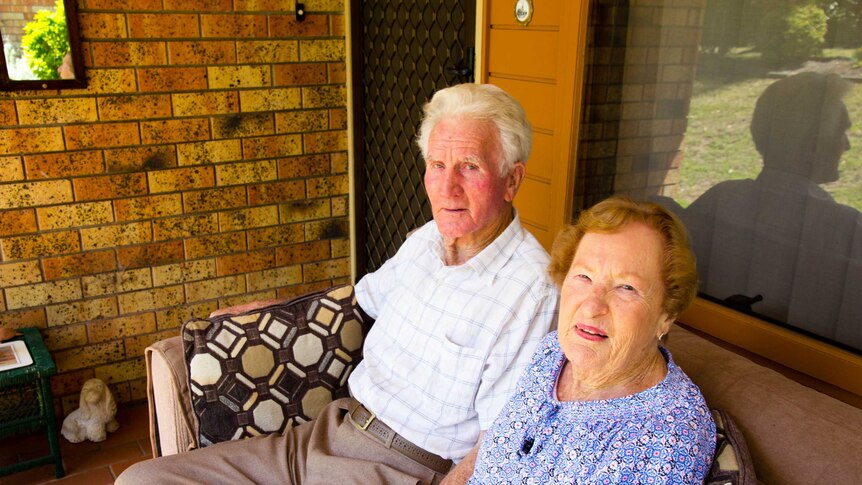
[148,166,216,193]
[0,155,23,182]
[2,230,80,261]
[269,14,329,37]
[183,186,247,213]
[208,65,272,89]
[73,173,148,201]
[138,67,208,92]
[43,249,117,280]
[242,134,302,159]
[88,313,157,343]
[273,63,326,86]
[81,222,152,251]
[98,94,172,121]
[0,209,37,237]
[216,160,277,186]
[118,241,185,269]
[141,118,210,144]
[235,40,298,64]
[276,110,328,133]
[185,232,246,259]
[164,0,232,10]
[128,13,200,38]
[0,180,73,210]
[328,62,346,83]
[114,194,183,221]
[275,240,330,265]
[0,260,41,287]
[85,68,138,94]
[172,91,239,116]
[331,238,349,258]
[46,296,119,327]
[91,41,167,67]
[0,308,47,329]
[299,39,344,62]
[330,152,348,173]
[212,113,274,139]
[86,0,162,9]
[4,279,82,310]
[153,214,219,240]
[329,108,347,130]
[51,369,94,401]
[125,329,178,356]
[79,13,128,39]
[331,14,345,37]
[304,130,347,153]
[303,257,349,282]
[277,154,330,178]
[218,205,279,231]
[64,122,141,150]
[304,218,349,241]
[239,87,301,112]
[24,151,104,180]
[247,180,304,205]
[0,127,64,154]
[82,268,153,297]
[155,301,216,330]
[234,0,290,10]
[247,265,302,291]
[38,201,114,230]
[43,325,88,352]
[302,85,346,108]
[331,195,348,217]
[95,358,146,384]
[153,259,216,286]
[177,139,242,166]
[274,280,332,300]
[216,289,277,308]
[216,249,275,276]
[17,98,97,125]
[185,275,246,301]
[104,146,178,173]
[168,41,236,65]
[201,14,267,37]
[247,223,304,250]
[0,100,17,125]
[55,341,125,373]
[306,174,348,197]
[280,198,330,222]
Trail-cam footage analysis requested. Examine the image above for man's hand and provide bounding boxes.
[440,431,485,485]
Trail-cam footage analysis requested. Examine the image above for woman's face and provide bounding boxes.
[557,222,674,385]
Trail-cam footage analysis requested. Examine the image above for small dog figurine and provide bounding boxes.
[61,378,120,443]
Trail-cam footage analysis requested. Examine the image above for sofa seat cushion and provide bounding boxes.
[182,284,371,447]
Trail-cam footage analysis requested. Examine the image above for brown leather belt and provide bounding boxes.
[346,398,453,475]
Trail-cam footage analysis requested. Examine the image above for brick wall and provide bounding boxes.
[0,0,52,49]
[0,0,350,415]
[575,0,705,210]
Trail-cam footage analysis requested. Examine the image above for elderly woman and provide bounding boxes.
[466,196,716,483]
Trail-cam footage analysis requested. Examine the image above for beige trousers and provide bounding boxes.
[117,398,448,485]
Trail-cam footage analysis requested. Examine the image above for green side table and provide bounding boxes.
[0,327,64,478]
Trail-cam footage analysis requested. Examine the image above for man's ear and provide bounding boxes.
[504,162,526,202]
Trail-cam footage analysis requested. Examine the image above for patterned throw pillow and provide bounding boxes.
[706,408,757,485]
[182,284,372,447]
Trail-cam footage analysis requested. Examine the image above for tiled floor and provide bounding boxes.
[0,403,150,485]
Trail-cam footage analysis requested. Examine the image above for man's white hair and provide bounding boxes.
[416,83,532,175]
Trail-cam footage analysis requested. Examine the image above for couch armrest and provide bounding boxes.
[145,336,197,457]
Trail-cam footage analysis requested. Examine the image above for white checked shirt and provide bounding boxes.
[349,212,559,461]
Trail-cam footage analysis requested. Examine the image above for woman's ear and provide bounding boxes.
[657,314,675,340]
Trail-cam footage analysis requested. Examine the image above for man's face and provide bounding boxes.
[423,117,523,243]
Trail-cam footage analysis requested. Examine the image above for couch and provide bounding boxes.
[143,301,862,484]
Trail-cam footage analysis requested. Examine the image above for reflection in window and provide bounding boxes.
[575,0,861,353]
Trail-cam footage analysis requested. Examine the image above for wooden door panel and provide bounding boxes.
[486,76,556,130]
[488,29,559,80]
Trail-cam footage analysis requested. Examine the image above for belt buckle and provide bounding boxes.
[350,406,376,431]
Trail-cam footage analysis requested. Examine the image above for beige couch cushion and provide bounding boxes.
[667,326,862,485]
[146,336,196,456]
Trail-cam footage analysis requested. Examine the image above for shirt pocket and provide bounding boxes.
[428,336,486,423]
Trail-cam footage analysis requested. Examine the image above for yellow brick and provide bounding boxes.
[216,289,277,309]
[208,66,271,89]
[185,275,246,302]
[276,110,328,133]
[82,268,153,297]
[55,341,124,373]
[153,259,217,286]
[91,41,168,67]
[169,41,236,65]
[280,199,331,223]
[80,13,128,39]
[246,265,302,292]
[177,139,242,166]
[236,40,299,63]
[46,296,119,327]
[130,377,149,401]
[118,285,185,313]
[183,186,246,213]
[0,127,65,154]
[81,222,152,250]
[4,279,82,310]
[114,194,183,221]
[125,330,177,358]
[155,301,217,330]
[302,85,346,108]
[95,358,146,383]
[0,156,23,182]
[88,313,157,343]
[0,260,42,287]
[303,257,349,282]
[153,214,219,240]
[16,98,98,125]
[248,224,304,250]
[185,232,246,259]
[304,0,344,10]
[242,134,302,159]
[98,94,172,121]
[304,218,349,241]
[37,201,114,230]
[331,238,349,258]
[239,87,301,112]
[43,325,88,352]
[85,69,138,94]
[299,39,345,62]
[173,91,239,117]
[141,118,210,144]
[212,113,274,139]
[215,160,277,186]
[332,195,348,217]
[2,230,80,261]
[148,166,216,193]
[306,174,349,197]
[219,206,279,231]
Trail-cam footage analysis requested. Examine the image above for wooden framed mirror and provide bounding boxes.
[0,0,86,91]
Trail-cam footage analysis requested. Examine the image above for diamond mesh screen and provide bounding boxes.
[356,0,474,274]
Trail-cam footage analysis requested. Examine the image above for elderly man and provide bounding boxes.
[117,83,558,485]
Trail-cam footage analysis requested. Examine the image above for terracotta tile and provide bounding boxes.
[109,454,149,479]
[63,441,145,474]
[52,466,114,485]
[0,463,56,484]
